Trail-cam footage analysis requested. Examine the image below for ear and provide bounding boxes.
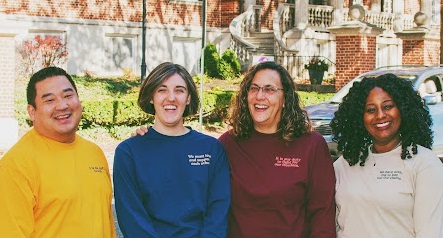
[27,105,36,122]
[186,95,190,105]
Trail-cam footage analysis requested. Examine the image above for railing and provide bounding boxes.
[274,3,299,78]
[229,5,262,70]
[308,5,334,28]
[342,8,415,32]
[274,4,338,81]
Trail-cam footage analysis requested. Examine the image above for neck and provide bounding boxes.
[372,139,402,154]
[152,123,189,136]
[253,124,278,134]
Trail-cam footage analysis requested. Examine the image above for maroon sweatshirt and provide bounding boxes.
[219,130,336,238]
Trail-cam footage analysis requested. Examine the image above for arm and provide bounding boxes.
[0,164,35,238]
[307,137,336,238]
[200,145,231,238]
[113,143,159,238]
[131,126,148,137]
[101,153,118,238]
[413,155,443,238]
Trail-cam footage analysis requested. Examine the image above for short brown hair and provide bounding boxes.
[138,62,199,117]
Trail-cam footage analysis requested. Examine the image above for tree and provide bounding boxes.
[17,35,68,76]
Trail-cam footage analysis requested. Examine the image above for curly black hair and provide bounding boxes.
[330,73,433,166]
[229,61,311,142]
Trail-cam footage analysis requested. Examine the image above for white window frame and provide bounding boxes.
[104,33,137,75]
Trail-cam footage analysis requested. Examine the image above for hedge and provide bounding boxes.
[79,89,234,129]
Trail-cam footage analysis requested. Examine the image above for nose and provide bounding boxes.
[375,108,386,119]
[56,99,69,110]
[167,90,176,101]
[255,88,266,99]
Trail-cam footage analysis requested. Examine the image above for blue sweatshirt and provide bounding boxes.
[113,127,230,238]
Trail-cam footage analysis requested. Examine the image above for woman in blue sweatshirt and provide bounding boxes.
[113,62,231,238]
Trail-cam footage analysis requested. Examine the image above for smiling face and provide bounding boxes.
[27,75,82,143]
[151,73,190,134]
[247,69,285,133]
[364,87,402,153]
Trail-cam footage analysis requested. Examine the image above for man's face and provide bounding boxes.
[27,75,82,143]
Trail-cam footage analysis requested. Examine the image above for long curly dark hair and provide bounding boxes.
[229,61,311,142]
[330,73,433,166]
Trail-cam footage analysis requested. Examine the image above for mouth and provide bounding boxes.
[54,113,72,122]
[164,105,177,111]
[375,121,390,128]
[254,104,269,110]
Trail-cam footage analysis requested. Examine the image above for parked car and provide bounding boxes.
[306,65,443,160]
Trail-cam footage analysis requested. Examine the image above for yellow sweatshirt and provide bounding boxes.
[0,128,116,238]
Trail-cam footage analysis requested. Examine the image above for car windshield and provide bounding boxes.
[329,72,419,104]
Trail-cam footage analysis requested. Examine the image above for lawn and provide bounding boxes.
[14,74,334,144]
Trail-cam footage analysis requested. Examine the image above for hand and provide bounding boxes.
[131,126,148,137]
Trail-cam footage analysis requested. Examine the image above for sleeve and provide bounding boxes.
[100,150,118,238]
[112,143,159,238]
[306,136,336,238]
[413,154,443,238]
[200,143,231,238]
[0,163,35,238]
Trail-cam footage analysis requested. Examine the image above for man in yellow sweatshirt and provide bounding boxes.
[0,67,116,238]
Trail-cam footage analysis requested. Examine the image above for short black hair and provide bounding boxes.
[27,67,77,108]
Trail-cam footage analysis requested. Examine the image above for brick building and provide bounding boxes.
[0,0,441,152]
[0,0,239,152]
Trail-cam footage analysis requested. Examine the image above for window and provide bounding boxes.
[169,0,202,5]
[381,0,393,13]
[376,37,402,68]
[104,34,136,75]
[172,36,201,75]
[431,0,441,26]
[309,0,328,5]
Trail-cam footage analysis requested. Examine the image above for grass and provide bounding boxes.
[14,74,334,144]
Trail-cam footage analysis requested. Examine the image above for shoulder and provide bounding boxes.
[305,130,326,141]
[408,145,443,170]
[0,130,40,164]
[189,130,225,149]
[296,131,328,147]
[75,134,105,154]
[333,156,348,170]
[218,130,234,143]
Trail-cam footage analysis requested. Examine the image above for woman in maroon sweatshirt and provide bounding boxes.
[219,61,336,238]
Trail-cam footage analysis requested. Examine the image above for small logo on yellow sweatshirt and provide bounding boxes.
[89,166,104,173]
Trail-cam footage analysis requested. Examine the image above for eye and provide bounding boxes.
[249,85,259,92]
[365,108,376,114]
[264,86,276,93]
[64,94,73,98]
[383,104,395,110]
[175,88,186,93]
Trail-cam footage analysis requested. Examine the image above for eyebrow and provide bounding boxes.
[41,88,74,99]
[158,85,187,89]
[251,83,274,87]
[365,99,395,106]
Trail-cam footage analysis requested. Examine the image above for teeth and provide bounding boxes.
[164,105,176,110]
[56,115,69,119]
[376,122,389,127]
[255,104,268,109]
